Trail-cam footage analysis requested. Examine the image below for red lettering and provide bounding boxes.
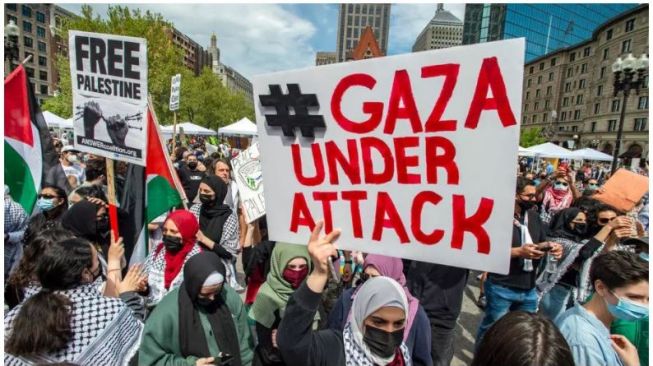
[411,191,444,245]
[384,70,423,134]
[372,192,410,243]
[422,63,460,132]
[325,140,361,184]
[342,191,367,238]
[331,73,383,134]
[451,195,494,254]
[425,136,460,184]
[465,57,517,129]
[313,191,338,233]
[360,137,394,184]
[394,137,421,184]
[289,192,316,233]
[291,143,325,186]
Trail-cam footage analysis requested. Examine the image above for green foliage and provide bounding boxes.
[42,4,253,129]
[519,127,547,148]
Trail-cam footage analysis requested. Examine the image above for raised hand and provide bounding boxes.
[116,264,147,294]
[307,220,341,275]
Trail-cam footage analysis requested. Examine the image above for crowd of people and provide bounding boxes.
[3,135,649,366]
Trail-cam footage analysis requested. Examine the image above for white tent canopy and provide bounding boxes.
[161,122,216,137]
[570,148,613,161]
[525,142,576,159]
[518,146,537,157]
[43,111,67,128]
[218,117,257,136]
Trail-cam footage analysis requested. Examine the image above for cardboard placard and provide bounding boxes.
[231,142,266,223]
[253,39,525,274]
[593,169,649,213]
[69,31,148,165]
[169,74,181,111]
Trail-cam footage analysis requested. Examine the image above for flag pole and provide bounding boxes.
[105,158,120,239]
[172,110,177,154]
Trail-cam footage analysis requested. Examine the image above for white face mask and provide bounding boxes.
[67,154,78,163]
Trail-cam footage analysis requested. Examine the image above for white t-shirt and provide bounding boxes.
[62,163,85,185]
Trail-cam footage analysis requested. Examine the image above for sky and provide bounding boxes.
[59,3,466,79]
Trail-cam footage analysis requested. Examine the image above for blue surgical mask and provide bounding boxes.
[588,184,599,190]
[639,252,649,262]
[554,183,569,192]
[606,291,649,321]
[36,198,56,212]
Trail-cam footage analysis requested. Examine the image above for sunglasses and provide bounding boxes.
[554,181,569,187]
[38,194,58,199]
[598,217,616,225]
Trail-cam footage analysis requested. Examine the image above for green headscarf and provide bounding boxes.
[249,243,313,328]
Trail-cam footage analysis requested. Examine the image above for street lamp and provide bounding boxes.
[610,53,648,174]
[4,20,20,73]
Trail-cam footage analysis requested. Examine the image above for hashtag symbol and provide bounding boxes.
[259,84,326,138]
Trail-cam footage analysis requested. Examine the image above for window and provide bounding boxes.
[36,11,45,23]
[603,48,609,60]
[561,111,567,121]
[39,84,48,95]
[524,104,529,112]
[570,52,576,62]
[7,4,16,10]
[606,29,613,40]
[597,85,603,96]
[38,56,46,66]
[545,100,550,109]
[527,79,532,87]
[559,126,565,131]
[608,120,617,132]
[536,89,541,97]
[532,115,537,123]
[26,67,34,78]
[563,97,569,107]
[625,19,635,32]
[348,4,353,12]
[37,26,46,38]
[523,116,528,125]
[543,113,548,123]
[38,41,46,52]
[24,36,33,48]
[549,72,554,81]
[22,5,32,17]
[565,82,571,92]
[574,110,581,120]
[584,47,591,57]
[537,75,542,84]
[23,20,32,33]
[539,62,544,71]
[579,79,586,89]
[546,86,552,96]
[611,99,621,112]
[594,103,601,114]
[347,15,352,26]
[576,95,584,105]
[572,125,578,132]
[567,68,573,77]
[634,118,647,131]
[526,91,530,99]
[529,66,534,74]
[621,40,631,54]
[638,96,648,110]
[581,63,587,74]
[7,14,17,24]
[347,28,352,37]
[24,51,33,63]
[600,67,606,79]
[39,70,47,81]
[591,122,597,132]
[551,58,556,66]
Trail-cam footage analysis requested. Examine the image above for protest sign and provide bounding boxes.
[169,74,181,111]
[231,142,266,223]
[252,39,524,274]
[69,31,148,165]
[593,168,649,212]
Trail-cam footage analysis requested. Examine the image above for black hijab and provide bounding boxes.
[548,207,584,242]
[199,175,232,245]
[178,252,242,365]
[61,200,109,254]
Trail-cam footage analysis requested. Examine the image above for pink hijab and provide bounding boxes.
[354,254,420,340]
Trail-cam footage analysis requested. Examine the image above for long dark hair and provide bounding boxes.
[6,238,94,357]
[41,185,68,218]
[472,311,574,366]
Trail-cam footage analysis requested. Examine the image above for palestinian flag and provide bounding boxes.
[4,65,58,214]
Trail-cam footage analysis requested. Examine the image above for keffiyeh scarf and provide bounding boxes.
[535,237,586,299]
[343,323,411,366]
[144,243,201,306]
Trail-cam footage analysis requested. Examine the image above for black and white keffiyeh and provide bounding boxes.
[343,323,411,366]
[4,283,143,366]
[143,243,201,306]
[535,237,585,299]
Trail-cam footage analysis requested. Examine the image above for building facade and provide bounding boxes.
[207,34,253,104]
[165,26,211,76]
[521,5,648,159]
[413,4,463,52]
[336,3,390,63]
[315,51,337,66]
[5,3,74,104]
[463,3,638,62]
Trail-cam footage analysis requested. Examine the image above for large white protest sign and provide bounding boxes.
[69,31,148,165]
[169,74,181,111]
[252,39,525,274]
[231,142,266,223]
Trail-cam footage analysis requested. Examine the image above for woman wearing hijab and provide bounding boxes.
[249,243,316,366]
[143,209,201,307]
[328,254,432,366]
[23,185,68,245]
[191,175,241,291]
[139,252,254,366]
[4,238,143,365]
[277,222,412,366]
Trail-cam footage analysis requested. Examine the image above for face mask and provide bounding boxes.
[162,235,184,253]
[518,199,536,212]
[363,325,404,359]
[553,183,569,192]
[572,223,587,236]
[588,184,599,190]
[639,252,649,262]
[199,194,215,205]
[196,289,223,308]
[188,162,198,169]
[36,198,56,212]
[282,267,309,289]
[606,291,649,321]
[67,155,78,163]
[96,216,110,236]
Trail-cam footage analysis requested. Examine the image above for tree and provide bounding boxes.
[43,5,253,129]
[520,127,546,148]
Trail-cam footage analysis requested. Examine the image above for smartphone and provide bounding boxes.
[216,353,233,365]
[538,243,552,252]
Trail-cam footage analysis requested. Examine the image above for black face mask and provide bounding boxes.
[188,162,198,170]
[363,325,404,359]
[196,290,223,309]
[572,223,588,236]
[518,199,537,212]
[96,215,110,236]
[162,235,184,253]
[199,194,215,205]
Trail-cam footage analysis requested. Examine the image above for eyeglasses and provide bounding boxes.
[38,194,58,199]
[520,193,537,199]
